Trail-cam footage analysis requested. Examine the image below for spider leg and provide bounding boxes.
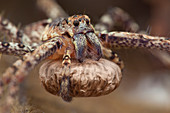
[0,59,23,105]
[102,47,124,70]
[0,16,32,46]
[24,19,52,45]
[0,37,63,104]
[95,8,170,67]
[60,49,72,102]
[36,0,68,19]
[99,31,170,51]
[0,41,33,96]
[0,41,33,56]
[95,7,139,32]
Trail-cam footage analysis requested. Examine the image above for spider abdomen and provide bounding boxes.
[39,58,122,100]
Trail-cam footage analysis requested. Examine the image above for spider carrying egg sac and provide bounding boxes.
[39,58,122,100]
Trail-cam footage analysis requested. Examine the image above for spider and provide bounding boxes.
[0,0,169,108]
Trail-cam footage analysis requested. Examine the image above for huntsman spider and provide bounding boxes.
[0,0,169,107]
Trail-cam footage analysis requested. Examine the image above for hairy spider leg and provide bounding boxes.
[0,42,33,96]
[95,9,169,51]
[0,37,63,105]
[0,16,32,47]
[0,42,33,56]
[102,47,124,70]
[95,7,139,32]
[99,31,170,51]
[37,0,68,19]
[24,19,53,46]
[60,49,72,102]
[94,7,140,71]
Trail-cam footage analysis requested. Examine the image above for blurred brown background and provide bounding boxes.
[0,0,170,113]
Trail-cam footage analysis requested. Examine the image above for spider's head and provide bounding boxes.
[67,15,94,35]
[41,15,102,62]
[67,15,102,62]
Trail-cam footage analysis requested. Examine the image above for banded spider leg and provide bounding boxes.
[1,37,63,105]
[60,49,72,102]
[0,15,32,47]
[36,0,68,19]
[95,7,139,32]
[99,31,170,51]
[95,7,170,67]
[0,14,54,102]
[0,0,69,107]
[95,7,140,70]
[0,15,43,99]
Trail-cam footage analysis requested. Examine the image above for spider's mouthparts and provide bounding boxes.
[73,34,87,62]
[86,32,102,60]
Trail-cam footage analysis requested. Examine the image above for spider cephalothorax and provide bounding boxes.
[42,15,102,62]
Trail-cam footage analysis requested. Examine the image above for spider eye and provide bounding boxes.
[73,20,79,26]
[78,18,82,22]
[86,19,89,25]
